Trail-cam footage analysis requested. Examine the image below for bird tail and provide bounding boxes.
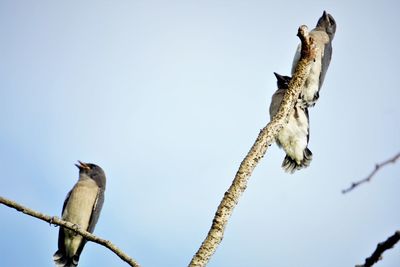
[282,148,313,173]
[53,250,79,267]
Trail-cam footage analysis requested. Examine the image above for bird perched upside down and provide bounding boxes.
[291,11,336,107]
[269,72,312,173]
[53,161,106,267]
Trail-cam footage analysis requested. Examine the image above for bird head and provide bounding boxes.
[316,11,336,40]
[274,72,292,90]
[75,161,106,189]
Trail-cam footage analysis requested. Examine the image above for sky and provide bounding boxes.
[1,1,399,267]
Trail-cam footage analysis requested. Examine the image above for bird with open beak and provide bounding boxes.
[53,161,106,267]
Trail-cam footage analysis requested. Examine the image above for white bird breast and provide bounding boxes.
[277,107,309,163]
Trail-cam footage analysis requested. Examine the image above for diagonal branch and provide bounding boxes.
[0,196,140,267]
[188,25,317,267]
[355,230,400,267]
[342,152,400,194]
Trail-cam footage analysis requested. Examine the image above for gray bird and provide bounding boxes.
[53,161,106,267]
[269,72,312,173]
[291,10,336,107]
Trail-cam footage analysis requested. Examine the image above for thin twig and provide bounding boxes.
[0,196,140,267]
[355,230,400,267]
[188,25,317,267]
[342,152,400,194]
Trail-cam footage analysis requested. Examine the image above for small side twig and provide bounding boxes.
[355,231,400,267]
[342,152,400,194]
[0,196,140,267]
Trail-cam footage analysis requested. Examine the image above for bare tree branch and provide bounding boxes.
[0,196,140,267]
[355,231,400,267]
[188,25,317,267]
[342,152,400,194]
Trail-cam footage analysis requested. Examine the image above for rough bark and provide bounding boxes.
[188,25,317,267]
[355,231,400,267]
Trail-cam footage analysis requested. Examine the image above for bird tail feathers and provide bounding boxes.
[282,148,313,173]
[53,250,79,267]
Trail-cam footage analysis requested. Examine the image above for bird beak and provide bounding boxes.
[274,72,284,80]
[75,160,90,170]
[323,10,330,22]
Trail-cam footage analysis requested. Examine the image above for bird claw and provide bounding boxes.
[49,216,58,227]
[68,223,81,236]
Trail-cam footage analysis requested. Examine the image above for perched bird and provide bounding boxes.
[291,10,336,107]
[53,161,106,267]
[269,72,312,173]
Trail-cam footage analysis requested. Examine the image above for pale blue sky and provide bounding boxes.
[1,1,399,266]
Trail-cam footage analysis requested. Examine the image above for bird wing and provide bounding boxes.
[87,189,105,233]
[57,189,72,250]
[319,41,332,89]
[291,44,302,75]
[305,107,310,143]
[269,89,286,119]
